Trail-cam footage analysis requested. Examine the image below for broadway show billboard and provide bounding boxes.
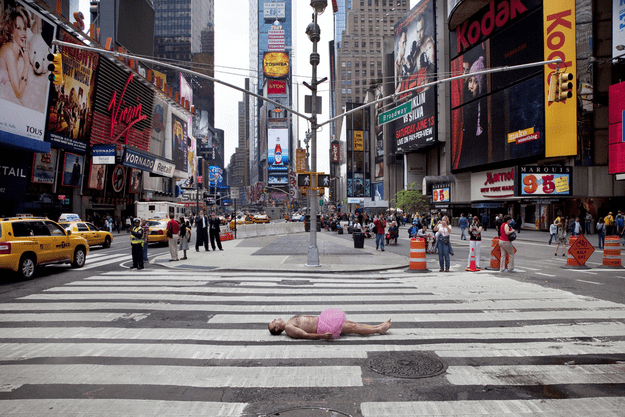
[392,0,437,153]
[46,28,99,154]
[0,0,56,153]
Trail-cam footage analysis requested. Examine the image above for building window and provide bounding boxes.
[362,70,366,76]
[342,70,346,77]
[341,61,346,68]
[342,88,346,94]
[348,88,352,94]
[347,61,352,68]
[355,70,360,77]
[347,71,352,77]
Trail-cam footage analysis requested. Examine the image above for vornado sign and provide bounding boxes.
[263,52,290,79]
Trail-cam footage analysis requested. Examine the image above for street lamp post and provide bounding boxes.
[304,0,327,267]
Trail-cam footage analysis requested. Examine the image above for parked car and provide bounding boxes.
[59,221,113,248]
[0,216,88,279]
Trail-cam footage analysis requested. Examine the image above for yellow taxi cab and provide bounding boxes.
[253,213,270,224]
[0,216,89,279]
[146,219,169,244]
[59,221,113,248]
[229,214,254,229]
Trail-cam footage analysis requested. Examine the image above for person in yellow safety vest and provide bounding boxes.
[604,212,615,236]
[130,218,144,269]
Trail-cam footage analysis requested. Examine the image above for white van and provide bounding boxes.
[58,213,81,222]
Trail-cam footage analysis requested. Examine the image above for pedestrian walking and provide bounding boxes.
[209,213,223,251]
[585,212,593,235]
[549,220,558,245]
[178,216,190,259]
[141,218,149,263]
[125,216,131,233]
[466,216,483,270]
[481,212,489,231]
[130,218,144,270]
[617,214,625,245]
[434,216,452,272]
[499,215,517,272]
[166,213,180,261]
[572,217,582,236]
[604,212,615,236]
[373,214,387,251]
[554,217,568,256]
[458,213,468,240]
[195,210,209,251]
[596,218,606,249]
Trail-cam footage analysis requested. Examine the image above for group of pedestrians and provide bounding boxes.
[129,211,225,268]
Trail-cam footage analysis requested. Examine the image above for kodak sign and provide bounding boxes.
[544,0,577,157]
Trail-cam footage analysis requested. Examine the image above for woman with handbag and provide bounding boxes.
[499,215,517,272]
[434,216,452,272]
[178,216,190,260]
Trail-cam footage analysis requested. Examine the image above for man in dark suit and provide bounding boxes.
[194,210,209,251]
[209,212,224,251]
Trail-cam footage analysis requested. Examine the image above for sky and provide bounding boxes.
[78,1,417,175]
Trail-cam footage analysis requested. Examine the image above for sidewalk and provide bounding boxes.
[151,231,409,272]
[151,224,570,273]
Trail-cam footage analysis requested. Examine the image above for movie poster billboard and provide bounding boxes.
[150,95,169,158]
[171,112,188,173]
[179,73,193,107]
[32,149,58,184]
[392,0,437,153]
[87,161,105,190]
[268,128,289,172]
[62,152,84,188]
[46,28,99,154]
[0,0,56,153]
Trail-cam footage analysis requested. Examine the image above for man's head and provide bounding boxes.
[133,218,140,226]
[416,15,426,46]
[268,319,285,335]
[199,210,203,216]
[169,213,174,219]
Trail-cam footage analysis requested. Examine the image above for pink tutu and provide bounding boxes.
[317,308,346,339]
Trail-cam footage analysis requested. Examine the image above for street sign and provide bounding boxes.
[378,101,412,125]
[567,234,595,266]
[491,242,517,261]
[296,149,306,173]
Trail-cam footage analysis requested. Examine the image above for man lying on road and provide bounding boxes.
[268,308,392,340]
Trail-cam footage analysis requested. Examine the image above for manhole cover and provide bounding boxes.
[278,280,311,286]
[366,352,447,379]
[261,407,351,416]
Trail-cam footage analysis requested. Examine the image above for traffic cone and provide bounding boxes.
[468,247,480,272]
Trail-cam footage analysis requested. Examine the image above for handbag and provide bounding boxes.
[441,235,450,245]
[508,231,517,241]
[166,222,173,238]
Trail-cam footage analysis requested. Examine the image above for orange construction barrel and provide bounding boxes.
[406,238,430,273]
[601,236,623,268]
[487,237,500,270]
[566,236,578,266]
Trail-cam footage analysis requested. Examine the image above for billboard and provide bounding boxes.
[46,28,99,154]
[519,166,572,196]
[171,112,188,173]
[263,52,289,79]
[392,0,437,153]
[268,128,289,172]
[179,73,193,107]
[608,81,625,174]
[0,0,56,153]
[543,0,576,157]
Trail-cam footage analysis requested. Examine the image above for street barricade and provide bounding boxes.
[487,237,515,270]
[601,236,623,268]
[406,238,429,273]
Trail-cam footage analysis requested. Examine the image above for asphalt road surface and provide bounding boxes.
[0,230,624,416]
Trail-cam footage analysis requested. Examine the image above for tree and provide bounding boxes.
[391,182,430,215]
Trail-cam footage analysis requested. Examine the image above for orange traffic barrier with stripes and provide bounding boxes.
[406,238,429,273]
[565,236,579,267]
[486,236,516,270]
[601,236,623,268]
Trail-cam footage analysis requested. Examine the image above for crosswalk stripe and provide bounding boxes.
[0,399,247,416]
[361,397,625,416]
[2,340,625,361]
[0,313,148,322]
[0,322,622,342]
[0,364,362,388]
[81,255,133,270]
[446,364,625,385]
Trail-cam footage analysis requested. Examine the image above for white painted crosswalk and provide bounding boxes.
[0,269,624,416]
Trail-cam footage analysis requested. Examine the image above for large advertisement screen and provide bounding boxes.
[268,128,289,172]
[171,112,188,173]
[608,81,625,174]
[46,28,99,154]
[0,0,56,152]
[392,0,437,153]
[519,166,572,196]
[449,3,546,171]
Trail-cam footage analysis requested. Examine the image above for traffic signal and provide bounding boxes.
[47,53,63,85]
[547,72,558,103]
[558,72,573,101]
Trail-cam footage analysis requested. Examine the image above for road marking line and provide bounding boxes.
[570,270,598,275]
[575,279,603,285]
[536,272,556,277]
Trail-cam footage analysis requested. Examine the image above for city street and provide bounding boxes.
[0,228,624,416]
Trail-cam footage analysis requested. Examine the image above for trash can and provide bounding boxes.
[304,214,321,232]
[353,232,365,248]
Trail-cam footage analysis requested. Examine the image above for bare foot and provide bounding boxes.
[378,319,392,335]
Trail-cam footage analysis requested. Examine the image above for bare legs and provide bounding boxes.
[341,319,392,335]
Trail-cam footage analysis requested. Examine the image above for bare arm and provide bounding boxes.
[284,324,332,340]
